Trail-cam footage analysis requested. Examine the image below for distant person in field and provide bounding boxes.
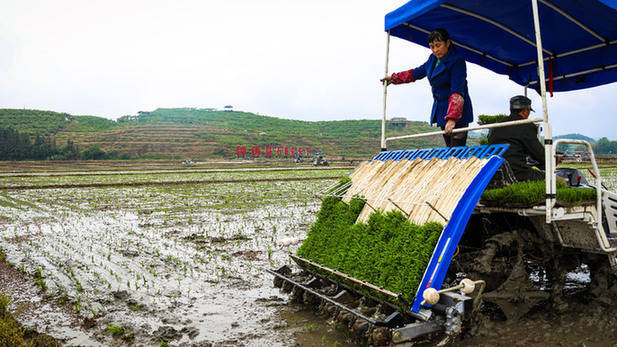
[488,95,545,182]
[381,28,473,147]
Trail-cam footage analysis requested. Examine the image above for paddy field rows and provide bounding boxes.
[0,167,355,346]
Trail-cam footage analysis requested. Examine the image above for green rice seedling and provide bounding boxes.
[297,197,443,305]
[105,324,125,337]
[481,180,596,207]
[34,278,47,292]
[59,292,68,305]
[74,296,82,314]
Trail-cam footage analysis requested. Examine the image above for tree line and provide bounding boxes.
[0,127,126,161]
[593,137,617,154]
[557,137,617,154]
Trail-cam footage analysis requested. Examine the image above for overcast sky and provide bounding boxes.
[2,0,616,139]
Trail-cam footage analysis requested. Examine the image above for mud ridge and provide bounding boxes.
[0,175,345,191]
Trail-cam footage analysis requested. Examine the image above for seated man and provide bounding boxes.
[488,95,545,182]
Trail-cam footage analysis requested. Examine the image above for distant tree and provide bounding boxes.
[33,134,45,159]
[81,145,106,160]
[61,139,80,160]
[594,137,617,154]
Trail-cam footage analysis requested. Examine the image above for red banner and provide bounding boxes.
[236,145,311,158]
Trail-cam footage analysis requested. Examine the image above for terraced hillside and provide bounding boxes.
[1,108,445,160]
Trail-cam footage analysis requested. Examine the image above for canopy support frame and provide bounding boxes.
[531,0,554,223]
[527,63,617,86]
[381,31,390,151]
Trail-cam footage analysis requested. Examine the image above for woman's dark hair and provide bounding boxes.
[428,28,450,43]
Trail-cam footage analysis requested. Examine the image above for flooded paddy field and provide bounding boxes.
[0,166,356,346]
[579,165,617,191]
[2,163,617,346]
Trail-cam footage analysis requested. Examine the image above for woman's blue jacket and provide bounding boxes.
[412,46,473,127]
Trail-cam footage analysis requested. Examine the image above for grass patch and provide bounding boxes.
[481,180,597,207]
[0,291,61,346]
[478,114,508,124]
[297,197,443,303]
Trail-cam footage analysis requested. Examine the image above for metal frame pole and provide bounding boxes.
[381,31,391,151]
[531,0,553,223]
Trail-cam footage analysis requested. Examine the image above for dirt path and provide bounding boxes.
[0,166,354,178]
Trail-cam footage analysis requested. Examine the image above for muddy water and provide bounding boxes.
[0,178,359,346]
[460,300,617,346]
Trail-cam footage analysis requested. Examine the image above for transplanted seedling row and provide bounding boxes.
[297,196,443,304]
[0,177,330,344]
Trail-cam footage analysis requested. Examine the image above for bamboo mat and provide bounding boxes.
[343,157,488,225]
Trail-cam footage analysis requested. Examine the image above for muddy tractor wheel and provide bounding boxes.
[451,229,557,320]
[585,254,617,306]
[451,231,521,292]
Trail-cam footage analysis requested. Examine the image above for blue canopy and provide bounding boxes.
[385,0,617,92]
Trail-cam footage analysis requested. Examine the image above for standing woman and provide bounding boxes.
[381,28,473,147]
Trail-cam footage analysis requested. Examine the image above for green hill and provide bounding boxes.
[1,107,450,160]
[554,133,596,143]
[554,133,597,152]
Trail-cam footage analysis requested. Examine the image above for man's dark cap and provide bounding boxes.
[510,95,535,112]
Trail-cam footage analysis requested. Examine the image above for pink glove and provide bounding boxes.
[390,69,415,84]
[444,93,464,121]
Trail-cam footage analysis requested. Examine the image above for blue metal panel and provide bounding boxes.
[480,143,509,158]
[392,150,406,161]
[461,145,488,159]
[401,149,417,160]
[426,147,449,160]
[371,152,388,161]
[385,151,399,160]
[410,155,505,312]
[441,146,466,159]
[414,148,433,159]
[370,144,508,162]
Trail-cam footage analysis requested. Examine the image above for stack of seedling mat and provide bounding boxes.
[296,144,508,313]
[481,180,597,207]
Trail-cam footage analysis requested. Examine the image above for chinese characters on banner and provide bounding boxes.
[236,145,311,158]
